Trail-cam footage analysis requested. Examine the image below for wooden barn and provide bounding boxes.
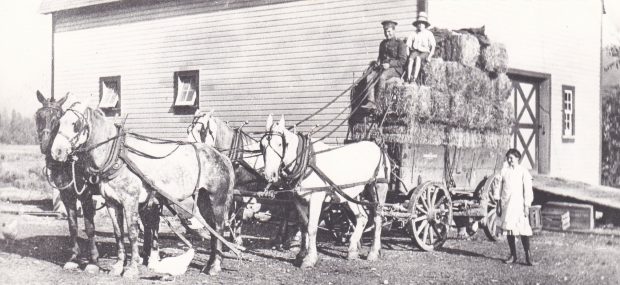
[40,0,604,185]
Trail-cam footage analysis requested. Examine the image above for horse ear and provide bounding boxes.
[278,115,285,127]
[57,92,69,106]
[36,90,46,104]
[266,114,273,130]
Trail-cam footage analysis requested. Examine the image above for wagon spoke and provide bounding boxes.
[414,215,428,223]
[431,186,438,207]
[416,204,428,214]
[416,220,428,236]
[422,222,429,244]
[420,190,429,211]
[434,196,447,209]
[432,223,443,238]
[428,224,434,244]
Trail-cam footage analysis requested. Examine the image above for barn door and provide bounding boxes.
[510,78,540,171]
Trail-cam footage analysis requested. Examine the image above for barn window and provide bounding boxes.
[173,70,199,109]
[562,85,575,140]
[99,76,120,117]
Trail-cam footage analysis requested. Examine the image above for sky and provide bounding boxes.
[0,1,619,117]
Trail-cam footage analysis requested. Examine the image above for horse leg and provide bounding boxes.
[198,189,228,276]
[300,191,325,268]
[59,190,80,270]
[345,199,368,260]
[106,203,126,276]
[293,197,309,264]
[80,193,100,273]
[142,201,161,268]
[368,183,388,261]
[121,197,141,278]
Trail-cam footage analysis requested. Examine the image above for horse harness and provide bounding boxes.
[262,131,389,207]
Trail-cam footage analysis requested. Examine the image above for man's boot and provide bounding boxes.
[503,235,517,264]
[361,83,377,110]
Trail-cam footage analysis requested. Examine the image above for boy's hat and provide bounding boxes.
[413,12,430,27]
[381,20,398,29]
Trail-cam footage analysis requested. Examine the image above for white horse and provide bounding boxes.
[261,114,390,268]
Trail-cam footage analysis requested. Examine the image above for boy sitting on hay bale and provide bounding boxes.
[406,12,436,84]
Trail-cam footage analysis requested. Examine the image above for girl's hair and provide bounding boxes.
[505,148,522,160]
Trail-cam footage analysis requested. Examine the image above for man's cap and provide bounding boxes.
[381,20,398,29]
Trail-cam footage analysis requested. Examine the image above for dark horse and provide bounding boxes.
[35,91,100,273]
[50,102,236,277]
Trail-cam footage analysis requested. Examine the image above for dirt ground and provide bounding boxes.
[1,200,619,285]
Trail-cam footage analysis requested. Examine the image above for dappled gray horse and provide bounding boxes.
[35,91,100,273]
[50,102,235,277]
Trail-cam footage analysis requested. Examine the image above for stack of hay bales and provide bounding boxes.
[351,27,513,149]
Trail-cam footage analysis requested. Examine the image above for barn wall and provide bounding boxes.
[429,0,602,184]
[53,0,421,144]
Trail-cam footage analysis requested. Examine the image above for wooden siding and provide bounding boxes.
[53,0,421,143]
[429,0,602,184]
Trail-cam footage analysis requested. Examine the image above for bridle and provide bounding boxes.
[187,114,214,143]
[56,106,91,154]
[36,104,63,145]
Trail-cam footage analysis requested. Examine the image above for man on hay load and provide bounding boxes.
[360,20,408,110]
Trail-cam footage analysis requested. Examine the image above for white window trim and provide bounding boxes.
[562,85,575,140]
[174,71,198,107]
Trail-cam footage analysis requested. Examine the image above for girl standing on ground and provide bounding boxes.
[497,148,536,266]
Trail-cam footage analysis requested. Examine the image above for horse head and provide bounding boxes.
[35,91,68,155]
[187,109,215,144]
[260,114,297,183]
[50,102,93,162]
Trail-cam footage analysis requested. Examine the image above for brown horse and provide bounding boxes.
[50,102,236,277]
[35,91,101,273]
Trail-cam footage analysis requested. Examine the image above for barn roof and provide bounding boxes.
[39,0,121,14]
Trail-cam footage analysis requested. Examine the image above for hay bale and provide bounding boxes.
[422,58,448,92]
[455,33,481,67]
[492,73,512,100]
[463,67,493,100]
[414,85,433,121]
[445,62,469,94]
[430,90,451,125]
[383,123,446,145]
[469,97,495,130]
[480,42,509,74]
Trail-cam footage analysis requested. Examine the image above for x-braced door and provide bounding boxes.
[510,79,540,171]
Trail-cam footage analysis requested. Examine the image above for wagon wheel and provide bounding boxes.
[478,175,505,241]
[407,181,452,251]
[319,204,355,245]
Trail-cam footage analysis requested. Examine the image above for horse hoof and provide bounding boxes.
[300,257,317,268]
[367,251,380,261]
[122,266,139,278]
[84,264,100,274]
[109,262,124,276]
[346,251,360,260]
[208,266,221,276]
[63,261,79,270]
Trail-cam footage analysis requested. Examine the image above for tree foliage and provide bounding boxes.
[605,46,620,72]
[602,85,620,187]
[0,109,38,145]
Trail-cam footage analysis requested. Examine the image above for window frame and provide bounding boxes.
[173,70,199,110]
[99,76,121,117]
[561,85,575,140]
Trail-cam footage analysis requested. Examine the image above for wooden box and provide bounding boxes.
[543,201,594,230]
[542,210,570,231]
[529,205,542,233]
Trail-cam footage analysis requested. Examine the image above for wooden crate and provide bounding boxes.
[542,210,570,231]
[543,201,594,230]
[529,205,542,233]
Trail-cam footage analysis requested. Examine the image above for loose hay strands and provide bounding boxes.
[480,42,509,74]
[492,73,513,100]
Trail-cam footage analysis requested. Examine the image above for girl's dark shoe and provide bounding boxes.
[503,255,517,264]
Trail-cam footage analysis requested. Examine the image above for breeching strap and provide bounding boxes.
[119,150,245,256]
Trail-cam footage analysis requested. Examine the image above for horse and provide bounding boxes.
[260,114,390,268]
[35,91,101,273]
[50,102,236,277]
[187,111,329,248]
